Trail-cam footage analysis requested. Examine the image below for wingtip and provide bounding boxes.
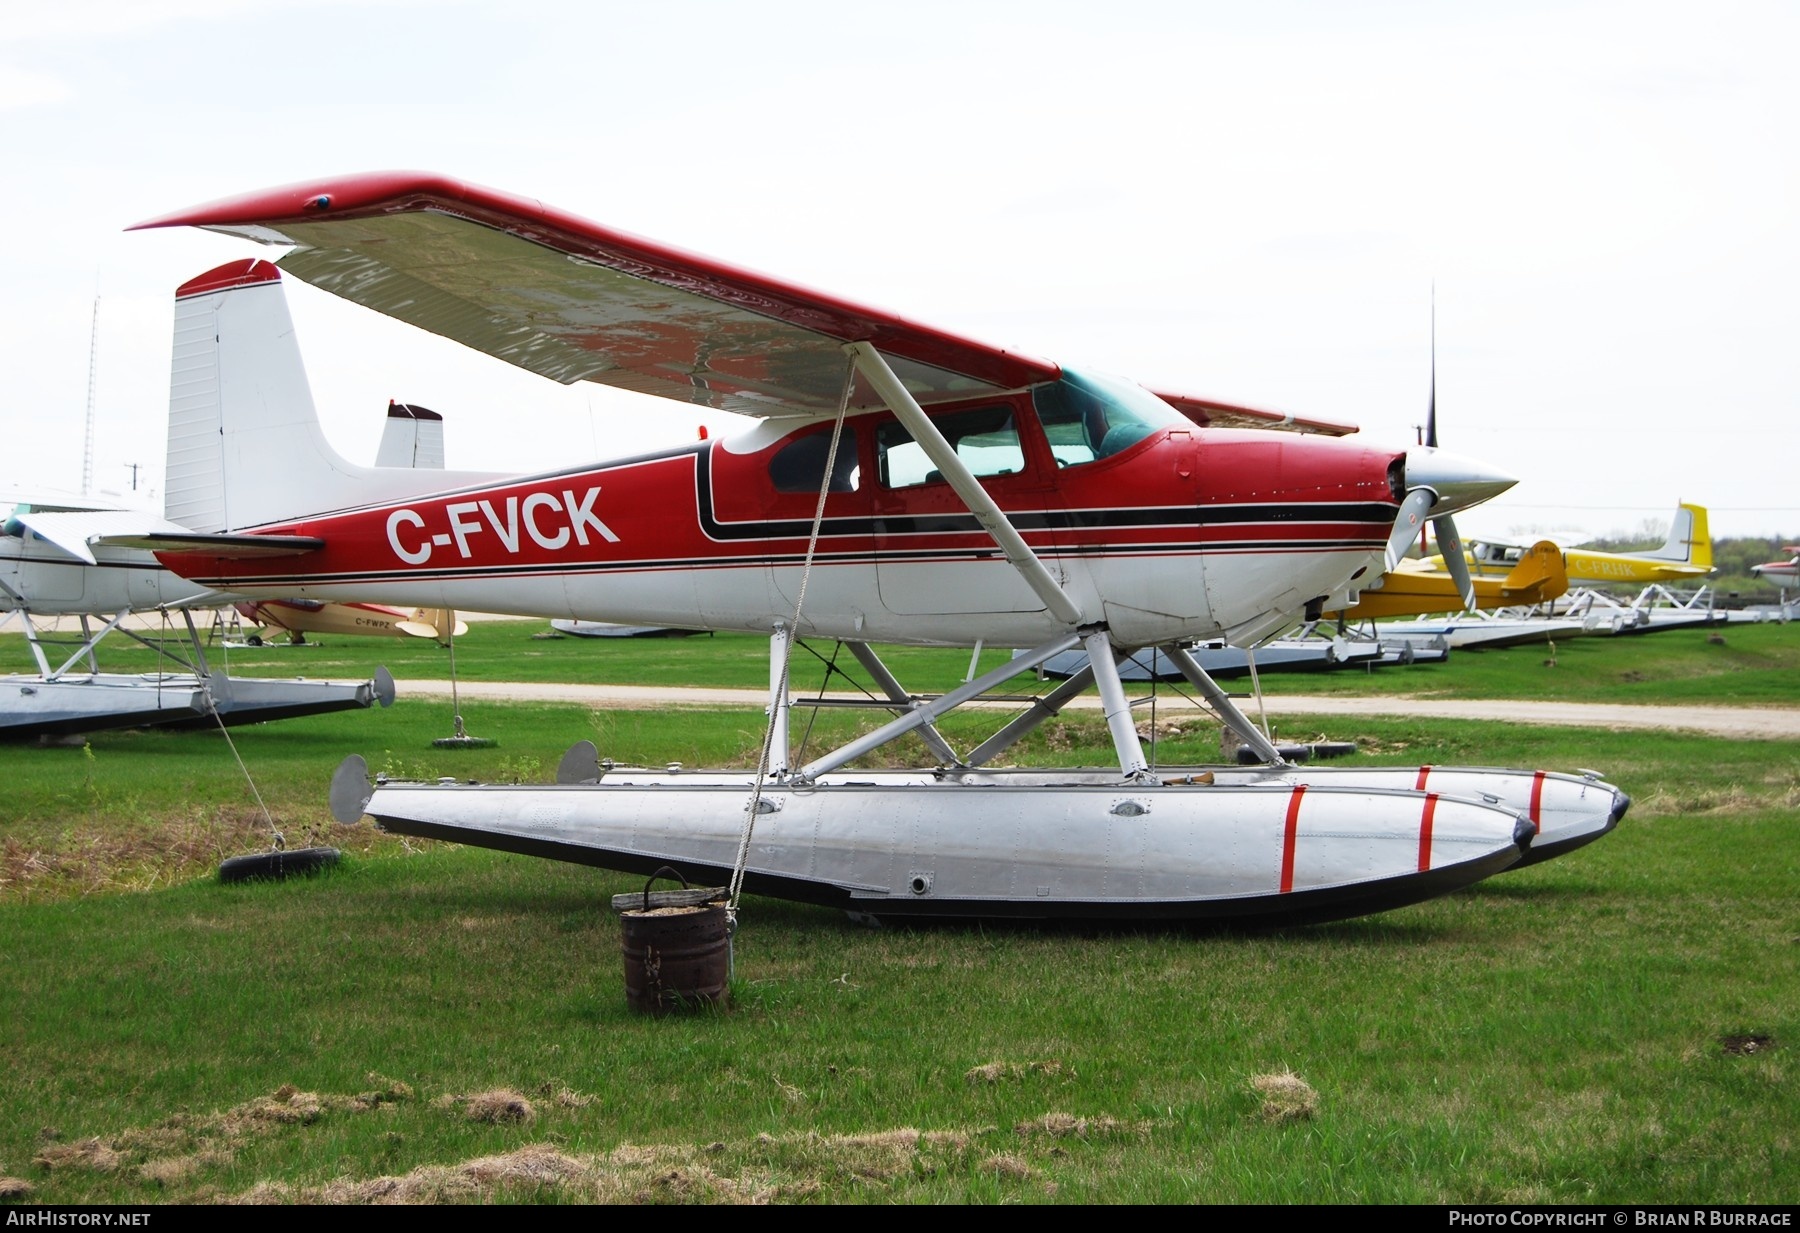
[126,170,467,233]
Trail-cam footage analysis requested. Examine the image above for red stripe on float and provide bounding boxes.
[1414,765,1432,791]
[1529,771,1546,835]
[1418,793,1439,871]
[1279,785,1307,894]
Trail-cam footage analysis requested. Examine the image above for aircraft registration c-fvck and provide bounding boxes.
[126,173,1627,925]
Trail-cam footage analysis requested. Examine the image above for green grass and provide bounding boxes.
[6,617,1799,704]
[1,783,1794,1203]
[0,623,1797,1203]
[1254,622,1800,706]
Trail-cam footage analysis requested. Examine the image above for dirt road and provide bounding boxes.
[397,679,1800,740]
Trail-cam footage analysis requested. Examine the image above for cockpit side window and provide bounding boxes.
[769,427,860,493]
[877,405,1022,488]
[1032,368,1184,466]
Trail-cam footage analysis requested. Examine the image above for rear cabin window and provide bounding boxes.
[769,427,860,493]
[877,405,1023,488]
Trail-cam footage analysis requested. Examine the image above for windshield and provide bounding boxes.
[1032,368,1185,466]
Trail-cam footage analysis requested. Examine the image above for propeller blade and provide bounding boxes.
[1433,514,1476,610]
[1385,487,1436,572]
[1425,285,1438,449]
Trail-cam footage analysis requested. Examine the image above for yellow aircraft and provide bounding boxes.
[1419,502,1712,587]
[1331,540,1568,620]
[236,599,466,646]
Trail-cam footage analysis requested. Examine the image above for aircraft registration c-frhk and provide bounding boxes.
[123,173,1627,924]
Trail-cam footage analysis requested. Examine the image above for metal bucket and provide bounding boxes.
[615,867,730,1014]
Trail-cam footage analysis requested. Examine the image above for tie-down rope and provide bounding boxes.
[727,354,856,923]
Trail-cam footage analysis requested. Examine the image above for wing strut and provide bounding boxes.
[844,341,1089,627]
[765,625,792,777]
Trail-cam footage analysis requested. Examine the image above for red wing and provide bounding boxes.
[132,173,1060,419]
[1152,390,1357,438]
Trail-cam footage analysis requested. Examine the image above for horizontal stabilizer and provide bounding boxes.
[375,401,446,469]
[1499,541,1566,599]
[10,510,195,564]
[96,531,325,559]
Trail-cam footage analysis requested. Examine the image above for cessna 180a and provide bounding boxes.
[120,173,1627,923]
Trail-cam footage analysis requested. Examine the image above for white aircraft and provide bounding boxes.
[3,392,457,623]
[120,173,1626,923]
[1,332,465,737]
[1751,546,1799,592]
[1751,545,1799,619]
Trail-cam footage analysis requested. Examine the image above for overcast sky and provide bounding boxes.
[2,0,1794,542]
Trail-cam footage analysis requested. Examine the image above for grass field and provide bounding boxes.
[0,621,1795,1203]
[8,614,1800,703]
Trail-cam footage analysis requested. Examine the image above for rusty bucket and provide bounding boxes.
[614,867,730,1014]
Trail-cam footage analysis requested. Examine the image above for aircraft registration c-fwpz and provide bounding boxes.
[123,173,1626,924]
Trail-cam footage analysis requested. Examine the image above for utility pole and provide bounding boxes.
[82,296,99,495]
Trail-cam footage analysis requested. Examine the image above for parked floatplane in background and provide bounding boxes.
[0,400,467,739]
[0,490,397,740]
[117,173,1627,923]
[1752,547,1799,604]
[1380,502,1739,646]
[234,596,465,646]
[1419,502,1713,587]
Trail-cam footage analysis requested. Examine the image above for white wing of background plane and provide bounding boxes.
[8,510,194,564]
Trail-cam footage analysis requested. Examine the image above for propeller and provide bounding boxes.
[1393,290,1501,611]
[1423,306,1475,611]
[1384,487,1435,573]
[1433,512,1472,610]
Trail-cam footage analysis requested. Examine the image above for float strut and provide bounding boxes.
[1159,642,1288,765]
[845,641,961,766]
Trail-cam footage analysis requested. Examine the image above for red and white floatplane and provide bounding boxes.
[120,173,1626,924]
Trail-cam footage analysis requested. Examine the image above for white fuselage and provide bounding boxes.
[0,536,223,616]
